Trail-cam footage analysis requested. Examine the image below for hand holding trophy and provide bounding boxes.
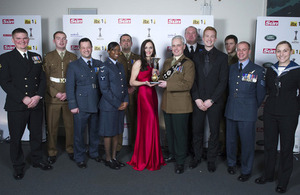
[150,57,161,84]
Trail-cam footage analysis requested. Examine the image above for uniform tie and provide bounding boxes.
[239,63,243,72]
[60,52,64,59]
[125,53,130,60]
[203,52,210,76]
[87,60,92,69]
[23,53,27,59]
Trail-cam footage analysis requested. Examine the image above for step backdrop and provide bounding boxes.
[63,15,213,145]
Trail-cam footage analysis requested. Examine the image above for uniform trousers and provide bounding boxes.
[164,112,189,165]
[8,109,43,171]
[73,111,100,162]
[263,112,298,188]
[226,119,255,174]
[192,103,222,162]
[46,103,74,156]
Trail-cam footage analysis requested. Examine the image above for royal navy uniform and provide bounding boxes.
[225,60,265,176]
[0,48,46,172]
[66,57,102,163]
[117,52,140,148]
[43,50,77,158]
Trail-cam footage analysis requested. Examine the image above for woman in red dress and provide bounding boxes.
[127,39,165,171]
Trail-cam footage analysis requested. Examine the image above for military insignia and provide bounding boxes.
[242,73,258,83]
[100,76,105,81]
[32,56,42,64]
[94,67,100,74]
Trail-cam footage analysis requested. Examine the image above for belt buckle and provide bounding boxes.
[60,78,66,83]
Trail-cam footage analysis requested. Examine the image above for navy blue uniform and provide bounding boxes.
[0,48,46,171]
[98,58,128,136]
[225,60,265,175]
[263,61,300,188]
[66,57,102,163]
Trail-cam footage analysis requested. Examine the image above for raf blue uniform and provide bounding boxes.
[98,58,128,136]
[66,57,102,163]
[225,59,266,175]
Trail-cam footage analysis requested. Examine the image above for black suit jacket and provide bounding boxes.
[0,48,45,111]
[191,47,228,104]
[184,43,204,61]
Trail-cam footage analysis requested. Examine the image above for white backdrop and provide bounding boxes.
[254,16,300,152]
[0,15,44,141]
[63,15,214,145]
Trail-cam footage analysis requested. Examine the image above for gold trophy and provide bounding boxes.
[150,57,160,84]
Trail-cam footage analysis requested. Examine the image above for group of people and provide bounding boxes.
[0,26,299,194]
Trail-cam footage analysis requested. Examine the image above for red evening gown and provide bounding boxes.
[127,65,166,171]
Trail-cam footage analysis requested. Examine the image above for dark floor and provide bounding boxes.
[0,137,300,195]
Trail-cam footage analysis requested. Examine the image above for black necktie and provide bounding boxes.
[87,60,92,69]
[203,52,210,76]
[190,45,195,53]
[23,53,27,59]
[239,63,243,72]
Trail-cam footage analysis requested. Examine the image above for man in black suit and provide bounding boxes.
[184,26,204,61]
[182,26,204,159]
[0,28,52,180]
[190,26,228,172]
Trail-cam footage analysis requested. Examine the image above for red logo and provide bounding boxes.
[118,18,131,24]
[70,18,83,24]
[168,19,181,24]
[2,19,14,24]
[3,34,12,37]
[265,20,279,26]
[263,48,276,54]
[3,45,15,50]
[71,45,79,50]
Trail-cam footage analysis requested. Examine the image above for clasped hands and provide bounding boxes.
[195,99,213,111]
[22,95,41,108]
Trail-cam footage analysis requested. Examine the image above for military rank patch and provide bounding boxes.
[100,76,105,81]
[32,56,42,64]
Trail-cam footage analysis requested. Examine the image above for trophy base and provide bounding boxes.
[150,82,161,84]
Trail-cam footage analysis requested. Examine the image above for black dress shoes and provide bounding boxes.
[237,174,251,182]
[113,159,125,167]
[33,162,53,170]
[47,156,56,164]
[227,166,236,175]
[207,162,216,172]
[164,156,176,163]
[13,169,24,180]
[189,159,201,169]
[68,153,74,161]
[275,186,286,194]
[254,176,273,184]
[77,161,87,169]
[105,160,120,170]
[175,164,184,174]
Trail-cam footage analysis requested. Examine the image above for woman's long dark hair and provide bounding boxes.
[140,39,156,71]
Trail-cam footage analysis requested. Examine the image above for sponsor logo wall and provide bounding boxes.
[255,16,300,151]
[63,15,213,145]
[0,15,43,141]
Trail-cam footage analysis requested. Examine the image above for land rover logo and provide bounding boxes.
[264,34,277,41]
[262,62,273,68]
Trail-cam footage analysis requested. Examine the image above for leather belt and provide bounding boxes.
[50,77,66,83]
